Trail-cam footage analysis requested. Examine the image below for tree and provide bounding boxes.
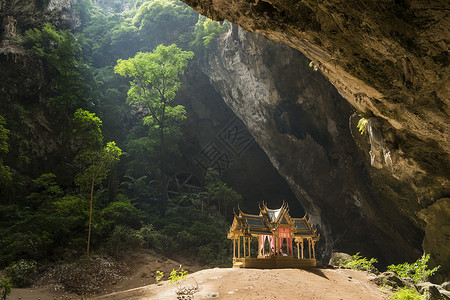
[114,44,194,217]
[72,109,122,257]
[0,116,12,191]
[132,0,198,51]
[203,169,242,219]
[22,23,96,116]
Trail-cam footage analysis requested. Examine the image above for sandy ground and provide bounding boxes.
[9,251,388,300]
[9,250,206,300]
[95,267,388,300]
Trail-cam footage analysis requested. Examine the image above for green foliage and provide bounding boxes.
[0,175,75,265]
[22,23,95,113]
[79,0,197,67]
[72,109,122,191]
[147,208,232,266]
[338,252,378,272]
[387,254,440,284]
[167,267,188,286]
[73,108,103,152]
[0,0,243,271]
[74,141,122,191]
[115,44,192,130]
[115,44,193,115]
[0,116,12,187]
[101,196,144,231]
[203,168,243,219]
[132,0,198,50]
[0,275,12,300]
[357,117,369,134]
[72,109,122,256]
[388,287,425,300]
[0,116,9,155]
[155,270,164,282]
[119,175,159,211]
[115,44,193,217]
[27,173,64,208]
[107,225,144,257]
[192,16,229,50]
[76,0,93,24]
[5,260,37,288]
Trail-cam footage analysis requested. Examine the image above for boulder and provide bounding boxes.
[328,253,352,267]
[440,290,450,299]
[442,282,450,291]
[417,282,443,291]
[418,284,445,300]
[371,272,406,289]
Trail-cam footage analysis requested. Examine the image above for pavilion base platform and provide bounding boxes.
[232,257,316,269]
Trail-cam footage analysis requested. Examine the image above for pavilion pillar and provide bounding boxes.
[233,238,236,258]
[308,238,312,259]
[312,241,316,259]
[296,242,300,259]
[238,237,241,258]
[248,237,251,257]
[300,239,304,259]
[258,236,262,257]
[243,237,246,258]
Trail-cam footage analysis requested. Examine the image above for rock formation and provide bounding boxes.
[182,0,449,276]
[202,25,426,265]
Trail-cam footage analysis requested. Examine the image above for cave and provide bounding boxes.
[0,0,448,294]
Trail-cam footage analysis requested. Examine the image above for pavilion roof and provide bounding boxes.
[228,203,319,241]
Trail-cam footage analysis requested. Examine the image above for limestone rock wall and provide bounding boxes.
[0,0,80,33]
[0,0,80,186]
[181,0,449,169]
[202,26,426,265]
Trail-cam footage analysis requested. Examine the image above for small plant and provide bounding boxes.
[387,254,440,284]
[167,267,198,300]
[388,287,424,300]
[308,61,319,71]
[168,267,188,287]
[155,270,164,282]
[338,252,378,272]
[0,275,12,300]
[357,117,369,134]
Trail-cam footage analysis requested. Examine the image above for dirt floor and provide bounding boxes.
[9,251,388,299]
[94,268,388,300]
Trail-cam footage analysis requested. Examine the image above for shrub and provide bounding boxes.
[101,196,145,231]
[138,224,176,252]
[107,225,143,257]
[338,252,378,272]
[388,287,424,300]
[5,259,37,287]
[0,275,12,300]
[387,254,440,284]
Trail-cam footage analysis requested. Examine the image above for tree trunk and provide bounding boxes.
[160,124,167,218]
[87,161,95,258]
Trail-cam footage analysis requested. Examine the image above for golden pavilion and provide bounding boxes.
[228,202,320,268]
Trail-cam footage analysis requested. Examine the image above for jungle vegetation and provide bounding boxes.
[0,0,234,287]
